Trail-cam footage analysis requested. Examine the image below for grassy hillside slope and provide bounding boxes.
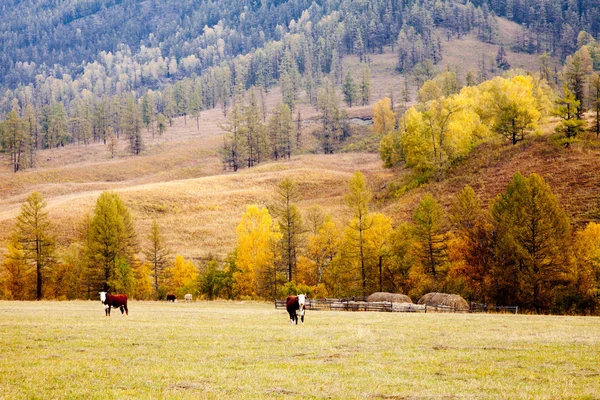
[0,21,596,264]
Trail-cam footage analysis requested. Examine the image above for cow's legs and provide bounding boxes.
[124,303,128,315]
[105,305,111,316]
[119,305,125,314]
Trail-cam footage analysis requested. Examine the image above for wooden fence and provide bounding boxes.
[275,299,518,314]
[470,302,519,314]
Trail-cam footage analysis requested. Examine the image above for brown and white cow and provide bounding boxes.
[99,292,128,316]
[285,294,306,325]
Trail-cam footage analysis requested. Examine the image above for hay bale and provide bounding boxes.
[417,292,470,311]
[367,292,413,304]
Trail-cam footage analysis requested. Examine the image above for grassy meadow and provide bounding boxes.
[1,301,599,399]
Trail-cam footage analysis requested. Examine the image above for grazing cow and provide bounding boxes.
[184,293,192,303]
[285,294,306,325]
[99,292,128,316]
[166,294,177,302]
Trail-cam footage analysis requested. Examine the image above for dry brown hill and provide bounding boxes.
[383,133,600,229]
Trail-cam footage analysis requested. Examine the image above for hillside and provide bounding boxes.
[0,17,598,264]
[383,132,600,229]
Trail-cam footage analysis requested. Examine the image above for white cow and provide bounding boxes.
[184,293,193,303]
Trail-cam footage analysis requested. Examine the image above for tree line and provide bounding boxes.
[2,1,597,171]
[2,169,599,314]
[0,0,540,135]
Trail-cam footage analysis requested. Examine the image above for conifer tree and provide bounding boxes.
[317,83,346,154]
[5,109,26,172]
[107,127,117,158]
[220,103,247,171]
[413,193,447,281]
[144,220,170,298]
[268,103,295,160]
[271,177,303,282]
[360,65,372,106]
[345,171,374,297]
[244,89,267,167]
[157,113,167,136]
[343,72,358,107]
[85,192,138,292]
[122,94,144,155]
[24,105,38,168]
[590,73,600,137]
[563,48,593,118]
[189,80,203,130]
[141,92,155,135]
[554,84,586,147]
[491,173,571,312]
[12,192,56,300]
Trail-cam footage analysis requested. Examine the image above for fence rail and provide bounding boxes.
[470,302,519,314]
[275,299,518,314]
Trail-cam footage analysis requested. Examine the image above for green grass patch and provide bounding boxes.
[1,301,599,399]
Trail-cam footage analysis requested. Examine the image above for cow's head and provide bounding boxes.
[99,292,107,303]
[298,294,306,315]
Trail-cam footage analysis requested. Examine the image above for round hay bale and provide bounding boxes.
[367,292,413,304]
[417,292,469,311]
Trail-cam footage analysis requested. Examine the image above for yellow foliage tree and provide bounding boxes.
[401,92,490,178]
[134,262,154,300]
[167,255,199,298]
[371,97,397,136]
[297,216,340,286]
[2,241,34,300]
[234,205,282,298]
[479,75,550,145]
[362,212,393,293]
[380,75,550,173]
[572,223,600,308]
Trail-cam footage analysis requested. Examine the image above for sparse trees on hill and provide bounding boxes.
[141,92,155,135]
[244,89,267,168]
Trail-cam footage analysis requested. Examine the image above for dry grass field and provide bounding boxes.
[1,301,599,399]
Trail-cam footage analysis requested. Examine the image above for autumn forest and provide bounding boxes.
[0,0,599,314]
